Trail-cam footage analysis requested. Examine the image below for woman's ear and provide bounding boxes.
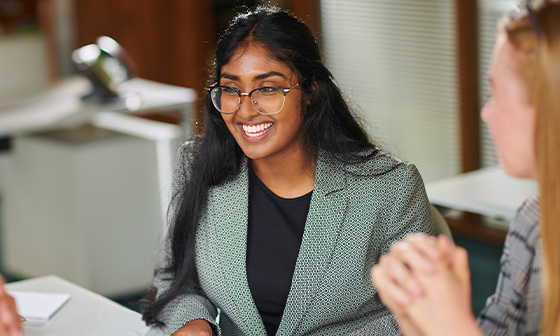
[307,78,319,106]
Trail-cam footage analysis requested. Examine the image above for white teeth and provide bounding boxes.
[242,123,272,137]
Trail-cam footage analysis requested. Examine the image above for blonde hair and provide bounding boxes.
[502,2,560,335]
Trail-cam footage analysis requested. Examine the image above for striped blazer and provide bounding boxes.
[478,196,542,335]
[149,141,435,336]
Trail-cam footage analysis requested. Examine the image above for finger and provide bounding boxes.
[390,240,437,274]
[406,234,442,261]
[0,324,8,336]
[453,247,471,284]
[0,290,19,335]
[384,255,424,296]
[372,259,415,303]
[5,296,21,336]
[436,234,457,265]
[0,296,15,328]
[404,232,432,242]
[371,265,412,314]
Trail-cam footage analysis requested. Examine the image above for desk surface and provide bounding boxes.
[6,275,149,336]
[426,166,538,220]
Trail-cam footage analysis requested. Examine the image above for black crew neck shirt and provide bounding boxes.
[246,168,312,336]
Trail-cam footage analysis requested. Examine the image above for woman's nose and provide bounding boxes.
[237,94,259,118]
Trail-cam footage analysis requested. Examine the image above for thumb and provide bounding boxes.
[435,234,456,266]
[452,247,471,290]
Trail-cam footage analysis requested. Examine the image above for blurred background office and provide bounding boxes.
[0,0,530,316]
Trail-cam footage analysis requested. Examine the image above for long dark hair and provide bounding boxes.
[142,5,375,326]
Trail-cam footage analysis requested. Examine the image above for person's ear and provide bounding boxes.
[307,78,319,106]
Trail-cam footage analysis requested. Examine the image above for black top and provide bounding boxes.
[246,168,312,336]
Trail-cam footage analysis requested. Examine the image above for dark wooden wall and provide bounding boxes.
[287,0,321,46]
[74,0,215,88]
[456,0,480,172]
[73,0,214,124]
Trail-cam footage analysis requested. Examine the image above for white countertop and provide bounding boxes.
[6,275,149,336]
[426,166,538,220]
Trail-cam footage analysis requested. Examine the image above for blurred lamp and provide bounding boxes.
[72,36,136,100]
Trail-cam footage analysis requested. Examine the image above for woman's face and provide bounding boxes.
[218,43,305,163]
[481,34,537,179]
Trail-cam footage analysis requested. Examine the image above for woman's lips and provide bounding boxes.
[242,122,273,137]
[239,122,273,141]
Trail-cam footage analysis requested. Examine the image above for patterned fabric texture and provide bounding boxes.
[478,196,542,336]
[150,141,435,336]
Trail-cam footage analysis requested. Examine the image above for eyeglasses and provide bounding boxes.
[511,0,544,39]
[206,79,306,115]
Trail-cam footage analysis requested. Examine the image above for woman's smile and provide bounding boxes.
[239,122,274,141]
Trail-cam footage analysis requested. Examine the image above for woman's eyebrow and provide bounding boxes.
[220,71,287,82]
[220,73,238,80]
[254,71,286,81]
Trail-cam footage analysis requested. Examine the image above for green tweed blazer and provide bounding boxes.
[150,141,435,336]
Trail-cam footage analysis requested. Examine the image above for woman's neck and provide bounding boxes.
[250,149,316,199]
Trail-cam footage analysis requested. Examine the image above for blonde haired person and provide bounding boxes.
[371,1,560,335]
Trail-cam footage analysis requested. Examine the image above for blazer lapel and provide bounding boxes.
[278,152,348,335]
[207,159,266,335]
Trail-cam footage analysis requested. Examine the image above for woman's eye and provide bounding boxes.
[259,87,279,95]
[222,87,239,95]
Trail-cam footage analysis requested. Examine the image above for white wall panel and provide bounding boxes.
[322,0,459,182]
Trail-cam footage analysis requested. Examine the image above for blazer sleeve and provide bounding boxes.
[152,140,220,335]
[381,162,435,254]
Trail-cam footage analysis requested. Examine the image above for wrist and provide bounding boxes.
[460,317,483,336]
[441,313,482,336]
[399,318,423,336]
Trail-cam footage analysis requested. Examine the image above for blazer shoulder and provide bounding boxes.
[172,137,203,194]
[335,148,417,178]
[176,136,203,165]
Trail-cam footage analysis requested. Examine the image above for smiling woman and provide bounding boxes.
[141,5,435,336]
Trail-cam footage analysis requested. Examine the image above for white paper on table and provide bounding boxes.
[7,291,71,322]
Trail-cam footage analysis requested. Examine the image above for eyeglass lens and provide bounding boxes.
[210,87,286,115]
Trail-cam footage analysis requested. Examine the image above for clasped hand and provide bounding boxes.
[371,233,482,336]
[172,319,213,336]
[0,275,21,336]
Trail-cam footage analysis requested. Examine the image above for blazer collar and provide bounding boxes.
[278,150,348,335]
[208,158,266,334]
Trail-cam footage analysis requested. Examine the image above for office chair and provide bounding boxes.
[431,205,453,240]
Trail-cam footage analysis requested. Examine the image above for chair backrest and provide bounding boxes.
[430,205,453,240]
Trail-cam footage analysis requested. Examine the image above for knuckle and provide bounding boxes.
[370,267,379,280]
[378,254,389,265]
[457,247,469,259]
[392,242,407,255]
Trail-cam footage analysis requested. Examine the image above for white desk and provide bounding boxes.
[5,275,149,336]
[426,166,538,220]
